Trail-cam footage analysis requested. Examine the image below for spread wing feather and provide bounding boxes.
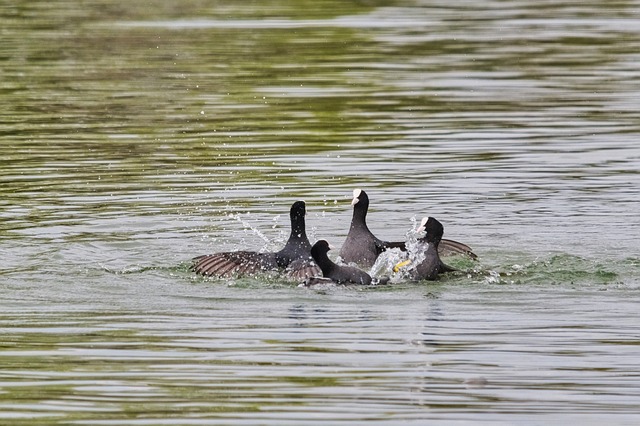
[439,239,477,259]
[192,251,277,277]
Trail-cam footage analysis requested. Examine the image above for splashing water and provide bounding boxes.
[226,212,286,252]
[370,218,429,282]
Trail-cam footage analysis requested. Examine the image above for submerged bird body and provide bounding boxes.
[192,201,318,278]
[339,189,476,269]
[309,240,372,285]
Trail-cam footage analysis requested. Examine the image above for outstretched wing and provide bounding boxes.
[192,251,278,277]
[439,239,477,259]
[377,238,477,260]
[286,257,322,281]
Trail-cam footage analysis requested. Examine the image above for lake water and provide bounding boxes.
[1,0,640,424]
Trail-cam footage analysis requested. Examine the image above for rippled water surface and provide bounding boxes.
[1,0,640,424]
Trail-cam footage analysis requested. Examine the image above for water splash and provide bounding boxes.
[370,248,407,282]
[227,212,282,252]
[371,218,429,282]
[472,254,622,287]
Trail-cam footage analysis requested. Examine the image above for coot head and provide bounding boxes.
[417,216,444,244]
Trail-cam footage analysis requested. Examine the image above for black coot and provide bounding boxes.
[192,201,319,279]
[405,216,445,281]
[306,240,374,285]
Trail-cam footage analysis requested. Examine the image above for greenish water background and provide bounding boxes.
[1,1,639,424]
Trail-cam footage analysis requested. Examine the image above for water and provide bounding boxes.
[1,0,640,424]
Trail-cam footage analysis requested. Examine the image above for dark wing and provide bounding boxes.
[439,238,477,259]
[439,261,458,274]
[192,251,278,277]
[286,257,322,281]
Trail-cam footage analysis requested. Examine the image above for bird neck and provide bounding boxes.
[350,206,370,232]
[423,235,441,247]
[290,221,306,240]
[287,212,309,241]
[314,250,335,275]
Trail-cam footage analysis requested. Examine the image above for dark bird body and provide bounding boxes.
[308,240,373,285]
